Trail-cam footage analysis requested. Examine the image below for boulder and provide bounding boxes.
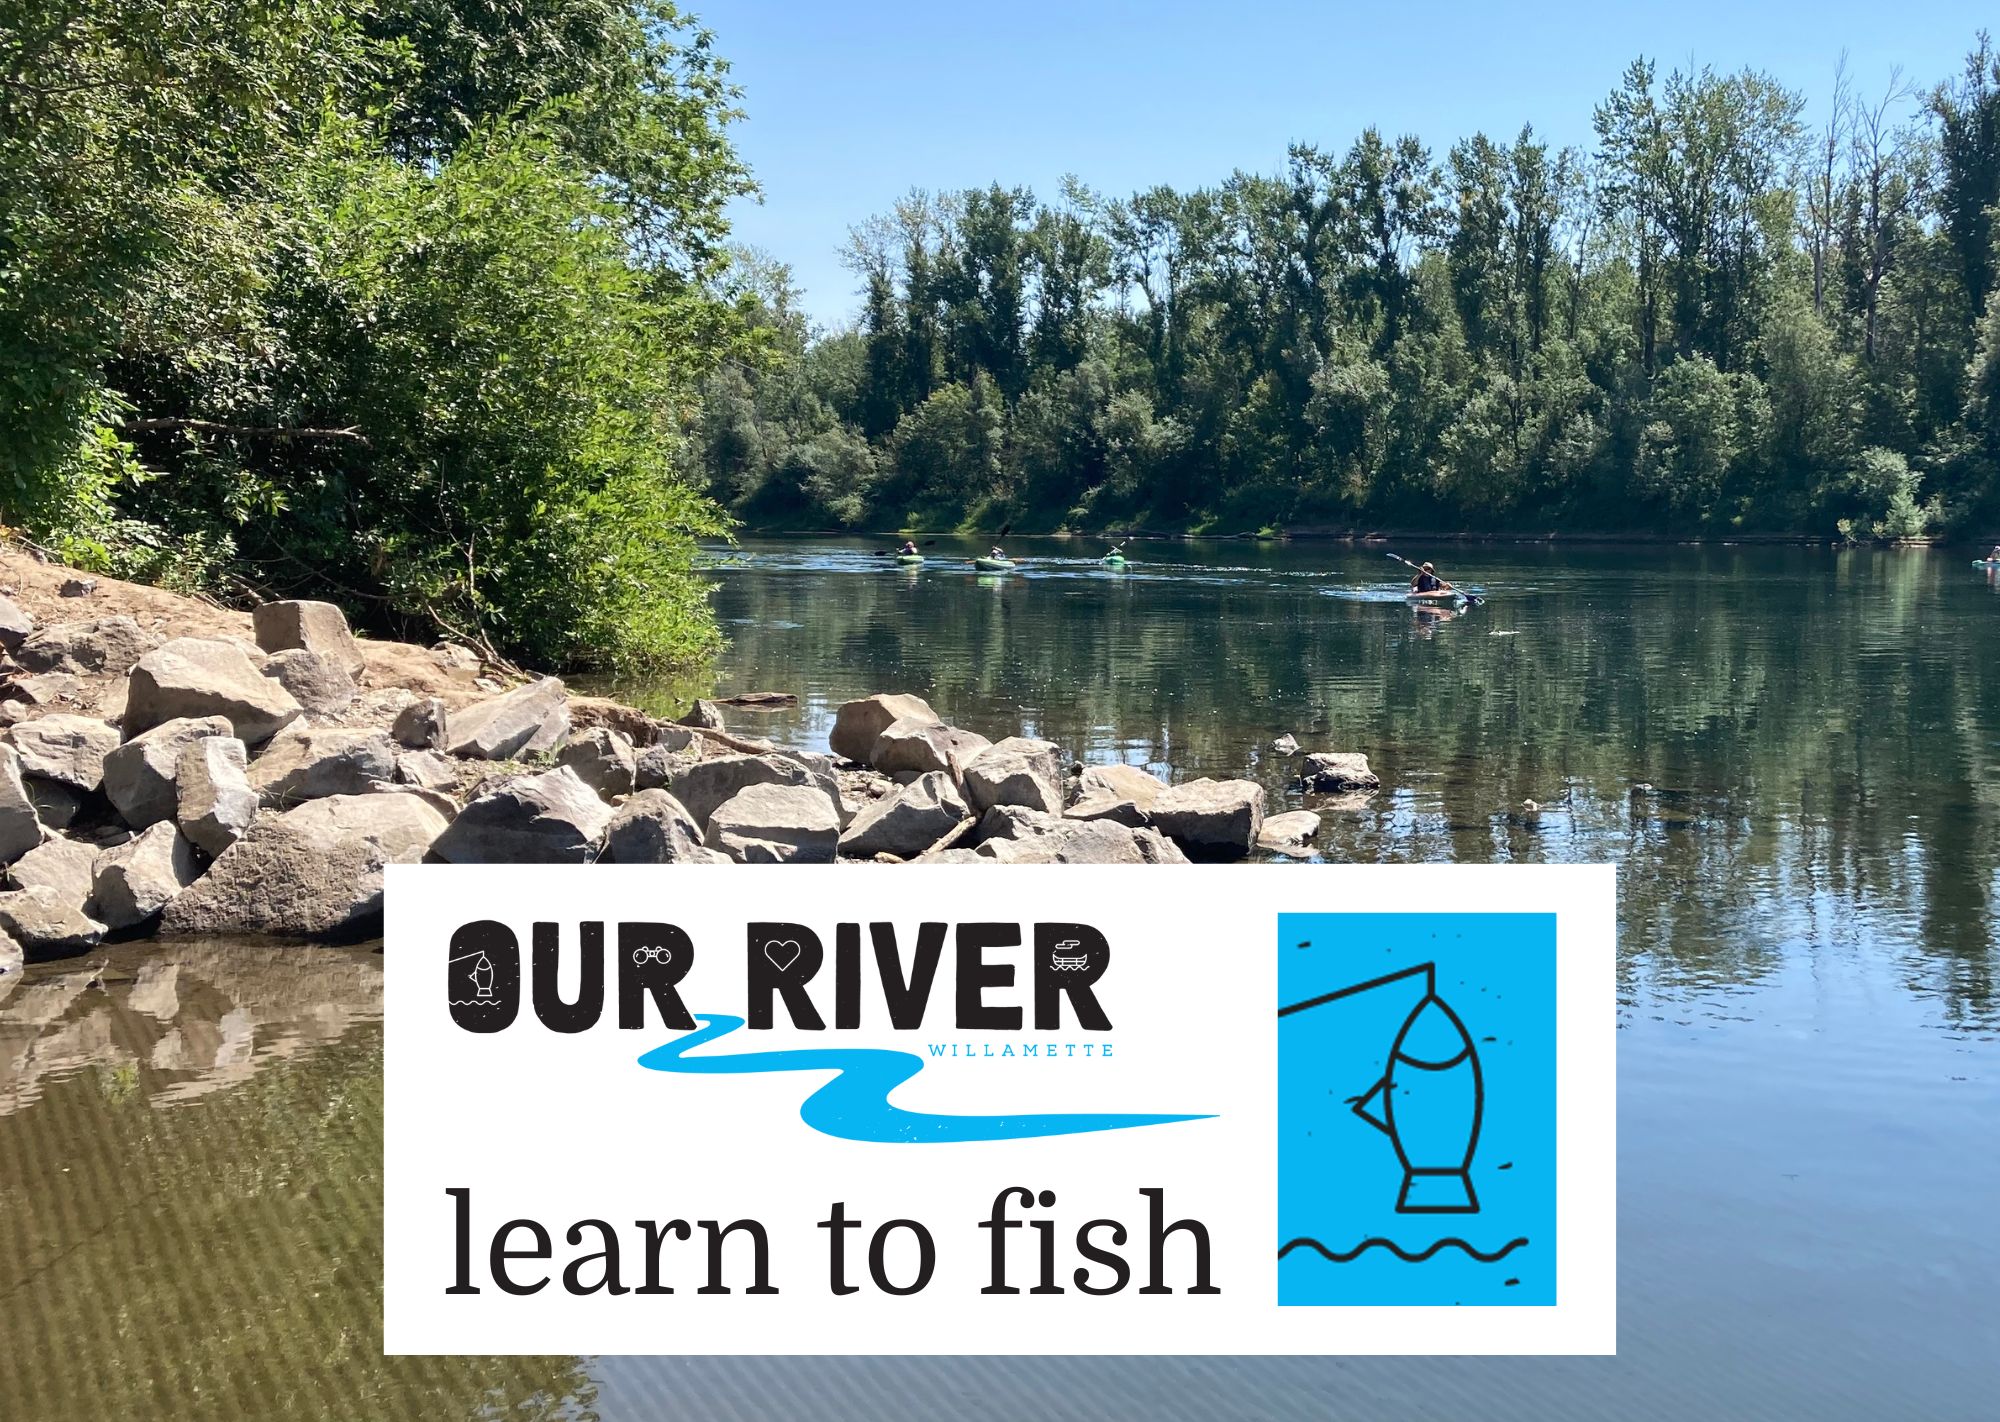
[678,699,726,731]
[58,577,96,598]
[162,793,450,938]
[392,696,447,749]
[704,782,840,864]
[868,717,992,779]
[668,753,839,829]
[1257,810,1322,855]
[635,742,694,791]
[4,714,121,791]
[102,715,234,828]
[13,616,161,676]
[92,822,199,929]
[974,804,1062,843]
[1063,794,1150,828]
[431,641,482,682]
[262,648,355,715]
[0,885,105,949]
[773,749,850,825]
[1302,751,1381,793]
[837,772,970,858]
[1272,733,1300,756]
[431,766,611,864]
[443,677,569,760]
[251,600,366,677]
[247,726,396,805]
[602,790,719,864]
[1073,762,1166,809]
[0,744,45,863]
[394,749,457,792]
[0,595,32,654]
[828,693,937,763]
[7,838,99,908]
[977,820,1189,865]
[1149,778,1266,858]
[962,737,1064,816]
[123,638,303,744]
[174,735,259,856]
[556,727,637,802]
[2,672,80,706]
[0,928,20,977]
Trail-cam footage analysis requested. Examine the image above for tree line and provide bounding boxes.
[3,0,756,669]
[698,40,2000,541]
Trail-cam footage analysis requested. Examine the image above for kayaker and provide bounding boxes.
[1988,544,2000,561]
[898,539,919,555]
[989,546,1007,560]
[1410,561,1449,594]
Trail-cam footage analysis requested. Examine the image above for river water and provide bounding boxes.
[2,538,1994,1417]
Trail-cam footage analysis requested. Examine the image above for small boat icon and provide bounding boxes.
[1049,940,1089,971]
[1350,992,1483,1213]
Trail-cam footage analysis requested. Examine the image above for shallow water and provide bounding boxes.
[2,538,1995,1418]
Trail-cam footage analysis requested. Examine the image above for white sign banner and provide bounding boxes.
[383,863,1616,1355]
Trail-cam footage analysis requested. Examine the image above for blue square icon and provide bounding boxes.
[1278,912,1557,1306]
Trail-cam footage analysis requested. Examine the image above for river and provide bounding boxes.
[1,538,1994,1417]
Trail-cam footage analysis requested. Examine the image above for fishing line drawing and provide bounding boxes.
[1280,962,1484,1214]
[446,948,500,1007]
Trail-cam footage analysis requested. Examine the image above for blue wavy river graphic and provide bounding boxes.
[637,1014,1211,1143]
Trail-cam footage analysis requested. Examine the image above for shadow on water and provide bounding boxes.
[1,540,1995,1418]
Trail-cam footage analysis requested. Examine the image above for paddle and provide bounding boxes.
[873,539,939,556]
[1385,551,1480,607]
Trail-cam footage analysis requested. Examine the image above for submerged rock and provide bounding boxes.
[1302,751,1380,793]
[1257,810,1321,855]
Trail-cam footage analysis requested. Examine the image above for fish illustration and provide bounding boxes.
[1350,991,1483,1213]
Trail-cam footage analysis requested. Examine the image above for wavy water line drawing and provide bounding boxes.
[637,1013,1211,1144]
[1279,1236,1530,1264]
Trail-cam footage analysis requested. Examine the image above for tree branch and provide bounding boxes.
[119,418,369,444]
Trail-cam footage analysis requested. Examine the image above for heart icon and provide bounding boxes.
[764,939,802,972]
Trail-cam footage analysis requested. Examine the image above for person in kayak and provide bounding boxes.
[898,539,919,555]
[1410,561,1450,594]
[989,545,1007,560]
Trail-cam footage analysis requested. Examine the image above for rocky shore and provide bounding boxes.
[0,548,1382,967]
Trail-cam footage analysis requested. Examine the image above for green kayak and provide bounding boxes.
[974,557,1017,572]
[894,553,924,565]
[1406,588,1468,605]
[1102,554,1128,567]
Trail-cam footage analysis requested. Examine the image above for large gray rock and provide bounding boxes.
[102,715,234,828]
[175,735,259,856]
[431,766,611,863]
[602,790,720,864]
[262,648,355,715]
[394,749,458,792]
[392,696,447,749]
[705,783,840,863]
[838,771,969,858]
[0,596,32,654]
[669,753,839,829]
[1073,763,1167,809]
[634,742,694,791]
[444,677,569,760]
[0,744,46,864]
[1149,778,1266,858]
[977,820,1189,864]
[829,693,938,763]
[13,616,161,676]
[1064,794,1151,828]
[0,885,104,949]
[251,600,366,677]
[962,737,1064,816]
[1303,751,1381,792]
[246,726,396,806]
[5,714,121,791]
[123,638,303,744]
[162,793,450,938]
[7,837,99,908]
[868,717,992,779]
[1257,810,1322,856]
[557,727,636,802]
[92,822,199,929]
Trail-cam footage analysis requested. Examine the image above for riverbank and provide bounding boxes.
[0,544,1328,968]
[733,523,1963,548]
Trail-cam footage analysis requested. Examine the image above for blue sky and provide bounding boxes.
[697,1,1994,327]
